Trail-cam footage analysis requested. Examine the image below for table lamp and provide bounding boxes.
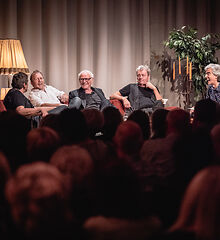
[0,39,29,87]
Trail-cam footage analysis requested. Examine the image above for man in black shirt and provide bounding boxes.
[4,72,55,127]
[110,65,163,117]
[69,70,112,111]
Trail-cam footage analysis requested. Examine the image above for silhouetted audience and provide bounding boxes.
[101,106,123,142]
[26,127,61,162]
[82,109,104,139]
[127,109,151,140]
[50,145,95,223]
[151,108,169,139]
[5,162,80,240]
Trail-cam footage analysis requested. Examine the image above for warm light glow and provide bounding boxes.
[189,62,192,80]
[0,39,29,75]
[186,56,189,75]
[173,61,175,80]
[178,56,181,75]
[0,88,11,100]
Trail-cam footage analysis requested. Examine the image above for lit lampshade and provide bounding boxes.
[0,39,29,75]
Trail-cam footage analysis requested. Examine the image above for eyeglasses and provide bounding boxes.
[79,78,92,82]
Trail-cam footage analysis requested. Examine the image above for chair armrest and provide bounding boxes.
[110,99,125,116]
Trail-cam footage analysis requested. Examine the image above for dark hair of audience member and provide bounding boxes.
[82,109,104,139]
[94,159,145,219]
[101,106,123,141]
[210,123,220,163]
[151,108,169,139]
[50,145,95,223]
[127,110,151,140]
[0,111,31,173]
[39,113,61,133]
[170,165,220,240]
[26,127,61,162]
[0,152,12,239]
[166,108,191,136]
[5,162,78,240]
[192,98,217,133]
[58,108,88,145]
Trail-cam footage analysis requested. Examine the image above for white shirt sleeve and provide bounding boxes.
[29,85,65,107]
[29,91,44,107]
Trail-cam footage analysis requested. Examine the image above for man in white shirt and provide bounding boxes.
[29,70,69,107]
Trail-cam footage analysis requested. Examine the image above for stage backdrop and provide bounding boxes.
[0,0,220,107]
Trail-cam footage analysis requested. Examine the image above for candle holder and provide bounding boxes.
[172,57,193,111]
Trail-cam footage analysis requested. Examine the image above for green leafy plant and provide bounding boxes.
[162,26,220,100]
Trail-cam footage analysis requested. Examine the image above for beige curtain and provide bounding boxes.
[0,0,220,106]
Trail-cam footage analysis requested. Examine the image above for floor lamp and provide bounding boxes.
[0,39,29,88]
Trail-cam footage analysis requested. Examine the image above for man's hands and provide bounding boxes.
[145,82,156,90]
[122,97,131,108]
[60,93,69,104]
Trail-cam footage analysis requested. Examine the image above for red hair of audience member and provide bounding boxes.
[166,108,191,136]
[26,127,61,162]
[170,165,220,240]
[114,120,144,159]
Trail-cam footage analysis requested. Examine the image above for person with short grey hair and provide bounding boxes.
[110,64,163,117]
[205,63,220,103]
[69,69,113,111]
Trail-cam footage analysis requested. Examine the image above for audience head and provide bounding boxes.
[102,106,123,141]
[82,109,104,138]
[39,113,61,133]
[58,108,88,145]
[166,108,191,136]
[211,123,220,161]
[50,145,94,222]
[5,162,72,239]
[114,120,144,158]
[127,109,151,140]
[0,111,31,173]
[170,165,220,240]
[0,151,11,200]
[50,145,94,188]
[11,72,28,90]
[26,127,61,162]
[193,98,217,132]
[151,108,169,139]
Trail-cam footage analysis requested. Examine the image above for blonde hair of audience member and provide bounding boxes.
[170,165,220,240]
[5,162,71,238]
[26,127,61,162]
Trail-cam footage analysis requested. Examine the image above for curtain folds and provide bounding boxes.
[0,0,220,106]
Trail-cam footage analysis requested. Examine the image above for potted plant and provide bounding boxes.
[157,26,220,105]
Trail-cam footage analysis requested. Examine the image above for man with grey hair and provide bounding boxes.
[110,65,163,117]
[205,63,220,103]
[69,70,112,111]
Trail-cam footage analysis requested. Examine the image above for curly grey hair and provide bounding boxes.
[205,64,220,81]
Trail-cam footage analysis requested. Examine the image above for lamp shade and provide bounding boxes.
[0,39,29,75]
